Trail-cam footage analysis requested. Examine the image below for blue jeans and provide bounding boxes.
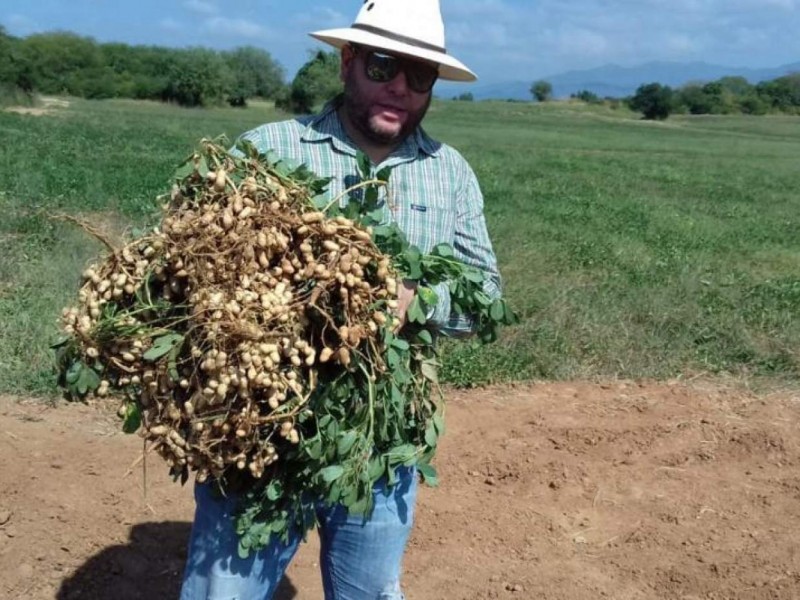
[180,466,418,600]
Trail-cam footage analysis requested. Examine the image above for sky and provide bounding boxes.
[2,0,799,87]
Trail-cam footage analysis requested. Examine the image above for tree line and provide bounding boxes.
[7,25,796,120]
[530,74,800,119]
[628,76,800,119]
[0,26,348,113]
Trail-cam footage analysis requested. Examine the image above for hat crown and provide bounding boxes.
[309,0,476,82]
[353,0,446,52]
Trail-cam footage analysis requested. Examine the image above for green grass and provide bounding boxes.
[428,101,800,385]
[0,85,35,108]
[1,97,799,394]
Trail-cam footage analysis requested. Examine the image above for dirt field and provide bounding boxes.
[4,97,70,117]
[1,380,798,599]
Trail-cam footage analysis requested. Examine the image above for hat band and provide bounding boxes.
[350,23,448,55]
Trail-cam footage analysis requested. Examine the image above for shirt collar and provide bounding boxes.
[300,96,440,159]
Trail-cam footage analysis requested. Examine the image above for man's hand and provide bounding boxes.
[393,280,418,331]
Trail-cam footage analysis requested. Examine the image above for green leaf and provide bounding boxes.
[387,444,416,460]
[312,193,329,209]
[195,154,210,179]
[304,438,323,460]
[416,329,433,345]
[406,297,427,325]
[237,539,251,559]
[433,413,446,436]
[76,365,101,396]
[65,361,82,385]
[391,337,410,351]
[344,201,361,220]
[393,364,411,386]
[390,383,404,408]
[386,347,401,369]
[364,186,379,208]
[367,208,384,223]
[122,403,141,434]
[266,480,283,501]
[490,300,505,322]
[368,456,386,482]
[326,418,339,440]
[342,486,359,508]
[431,243,455,258]
[424,422,438,448]
[420,360,439,384]
[357,151,372,180]
[269,515,288,533]
[504,302,520,324]
[474,290,493,307]
[143,333,184,362]
[417,286,439,308]
[51,338,70,351]
[417,463,439,487]
[404,247,424,280]
[327,481,343,503]
[463,269,485,284]
[319,465,345,483]
[234,138,257,158]
[336,431,358,457]
[376,166,392,183]
[173,163,194,182]
[350,495,371,515]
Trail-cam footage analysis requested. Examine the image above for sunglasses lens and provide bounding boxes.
[406,64,438,93]
[364,50,438,93]
[365,52,399,83]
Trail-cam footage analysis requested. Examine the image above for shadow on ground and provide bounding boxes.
[56,522,299,599]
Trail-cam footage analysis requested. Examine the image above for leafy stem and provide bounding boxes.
[322,179,389,213]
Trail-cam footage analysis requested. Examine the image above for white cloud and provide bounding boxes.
[445,0,515,19]
[159,18,183,33]
[203,17,268,39]
[447,20,510,48]
[436,0,800,82]
[292,7,349,29]
[664,34,700,55]
[184,0,217,15]
[484,23,510,47]
[731,26,770,47]
[11,0,795,85]
[555,28,610,57]
[730,0,795,9]
[446,21,474,46]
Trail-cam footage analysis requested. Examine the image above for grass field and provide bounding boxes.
[1,97,799,394]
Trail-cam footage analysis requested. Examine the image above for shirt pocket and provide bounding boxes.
[392,177,458,253]
[395,202,455,254]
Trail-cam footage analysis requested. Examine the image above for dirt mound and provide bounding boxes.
[1,380,798,599]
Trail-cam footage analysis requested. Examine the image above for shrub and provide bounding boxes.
[629,83,674,120]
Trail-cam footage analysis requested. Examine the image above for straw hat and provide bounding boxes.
[310,0,476,82]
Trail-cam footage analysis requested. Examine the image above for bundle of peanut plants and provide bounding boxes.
[55,138,516,556]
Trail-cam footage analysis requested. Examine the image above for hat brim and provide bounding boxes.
[309,29,477,83]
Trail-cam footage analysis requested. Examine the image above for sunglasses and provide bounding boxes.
[352,45,439,94]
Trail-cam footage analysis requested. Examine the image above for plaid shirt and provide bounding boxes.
[239,100,501,337]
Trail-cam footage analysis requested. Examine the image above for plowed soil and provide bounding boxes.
[1,380,799,599]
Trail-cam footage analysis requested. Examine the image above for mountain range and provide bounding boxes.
[439,61,800,101]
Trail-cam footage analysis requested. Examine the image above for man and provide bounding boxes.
[180,1,501,598]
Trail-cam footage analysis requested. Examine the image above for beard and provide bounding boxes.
[342,69,431,145]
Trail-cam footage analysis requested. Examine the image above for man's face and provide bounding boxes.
[341,45,435,146]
